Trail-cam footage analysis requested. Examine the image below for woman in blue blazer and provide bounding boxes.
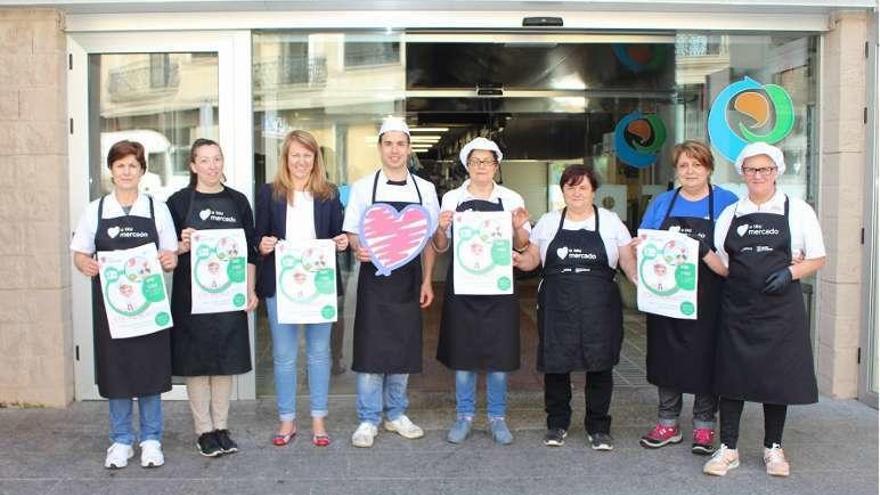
[255,130,348,447]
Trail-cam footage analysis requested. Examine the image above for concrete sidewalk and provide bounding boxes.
[0,388,876,495]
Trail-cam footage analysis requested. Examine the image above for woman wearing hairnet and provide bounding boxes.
[432,137,531,445]
[703,142,825,478]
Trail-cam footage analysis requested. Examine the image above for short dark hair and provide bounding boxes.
[188,138,222,187]
[106,140,146,172]
[559,164,599,191]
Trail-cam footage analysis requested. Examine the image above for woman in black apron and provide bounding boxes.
[167,139,257,458]
[703,143,826,478]
[637,141,737,454]
[70,140,178,469]
[432,138,531,445]
[514,165,637,451]
[345,119,440,448]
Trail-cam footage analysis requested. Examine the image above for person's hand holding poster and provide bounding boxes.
[453,210,514,295]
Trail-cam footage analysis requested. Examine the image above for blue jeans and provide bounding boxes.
[267,296,332,421]
[356,373,409,425]
[455,371,508,420]
[108,394,162,445]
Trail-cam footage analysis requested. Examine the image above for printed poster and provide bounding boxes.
[452,210,514,295]
[636,229,699,320]
[275,239,338,324]
[190,228,248,314]
[97,243,173,339]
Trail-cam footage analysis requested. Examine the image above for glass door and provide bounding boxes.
[68,31,253,400]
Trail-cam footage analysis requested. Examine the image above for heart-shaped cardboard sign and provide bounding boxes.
[359,203,432,277]
[736,223,749,237]
[107,226,120,239]
[556,246,569,260]
[199,208,212,221]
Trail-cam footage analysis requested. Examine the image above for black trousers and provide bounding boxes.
[544,370,613,434]
[719,397,788,449]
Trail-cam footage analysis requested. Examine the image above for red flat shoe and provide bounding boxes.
[271,431,296,446]
[312,434,331,447]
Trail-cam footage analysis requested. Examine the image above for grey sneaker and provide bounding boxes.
[446,418,472,444]
[489,418,513,445]
[587,432,614,451]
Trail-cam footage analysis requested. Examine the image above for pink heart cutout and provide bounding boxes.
[359,204,432,276]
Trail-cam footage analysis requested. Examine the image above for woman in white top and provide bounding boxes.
[431,137,531,445]
[515,165,636,451]
[703,142,826,478]
[70,140,178,469]
[255,130,349,448]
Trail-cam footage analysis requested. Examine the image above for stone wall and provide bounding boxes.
[0,9,71,407]
[817,11,870,398]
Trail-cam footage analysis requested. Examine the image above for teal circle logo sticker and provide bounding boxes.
[321,305,336,320]
[613,111,667,169]
[680,302,695,317]
[708,76,795,164]
[233,293,246,307]
[155,312,170,326]
[497,277,512,291]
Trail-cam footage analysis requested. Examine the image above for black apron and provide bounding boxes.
[436,197,520,372]
[92,195,172,399]
[351,172,425,374]
[716,196,817,404]
[537,207,623,373]
[170,188,252,377]
[646,187,722,394]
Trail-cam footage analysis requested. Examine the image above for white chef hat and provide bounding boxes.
[379,116,410,137]
[733,142,786,176]
[459,137,503,170]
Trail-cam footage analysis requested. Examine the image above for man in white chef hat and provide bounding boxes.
[342,116,440,448]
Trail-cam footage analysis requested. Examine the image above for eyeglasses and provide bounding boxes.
[742,166,778,177]
[467,159,498,169]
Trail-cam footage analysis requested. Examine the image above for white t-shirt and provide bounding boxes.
[713,190,826,267]
[70,192,178,254]
[440,180,532,236]
[342,169,440,234]
[529,207,632,268]
[285,191,317,241]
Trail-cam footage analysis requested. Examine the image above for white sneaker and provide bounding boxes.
[104,442,134,469]
[383,415,424,439]
[139,440,165,468]
[351,422,378,448]
[703,444,740,476]
[763,443,790,477]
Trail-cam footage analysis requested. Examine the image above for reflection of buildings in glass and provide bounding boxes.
[95,53,219,200]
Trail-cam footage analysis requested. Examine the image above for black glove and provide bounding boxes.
[762,267,793,295]
[698,239,711,259]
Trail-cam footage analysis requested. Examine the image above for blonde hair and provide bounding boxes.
[273,130,335,203]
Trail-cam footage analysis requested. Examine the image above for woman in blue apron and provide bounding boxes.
[254,130,348,448]
[70,140,178,469]
[342,118,440,448]
[637,141,737,454]
[515,165,637,451]
[432,138,531,445]
[703,143,826,478]
[167,139,258,458]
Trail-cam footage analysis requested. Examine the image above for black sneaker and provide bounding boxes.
[196,432,224,457]
[587,432,614,451]
[543,428,568,447]
[214,429,239,454]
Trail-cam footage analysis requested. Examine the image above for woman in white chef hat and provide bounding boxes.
[703,142,826,478]
[432,137,531,445]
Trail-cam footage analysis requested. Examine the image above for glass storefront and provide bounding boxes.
[250,30,820,397]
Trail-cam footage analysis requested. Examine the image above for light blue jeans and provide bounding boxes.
[455,371,508,420]
[356,373,409,425]
[108,394,162,445]
[266,296,332,422]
